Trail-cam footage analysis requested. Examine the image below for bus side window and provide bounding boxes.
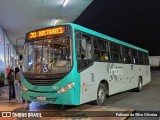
[131,49,138,64]
[94,38,109,62]
[80,38,86,59]
[76,31,93,72]
[144,53,149,65]
[138,51,144,65]
[122,46,131,63]
[110,42,121,63]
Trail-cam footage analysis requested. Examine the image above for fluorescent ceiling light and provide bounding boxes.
[63,0,69,7]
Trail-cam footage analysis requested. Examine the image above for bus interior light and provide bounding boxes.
[57,82,75,94]
[63,0,69,7]
[53,19,57,25]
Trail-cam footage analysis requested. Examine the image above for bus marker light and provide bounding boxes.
[57,82,75,94]
[84,88,87,91]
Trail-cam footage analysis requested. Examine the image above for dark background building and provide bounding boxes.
[74,0,160,56]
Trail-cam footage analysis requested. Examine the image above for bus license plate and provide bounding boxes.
[37,96,46,101]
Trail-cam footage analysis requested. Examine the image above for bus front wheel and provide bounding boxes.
[96,83,107,106]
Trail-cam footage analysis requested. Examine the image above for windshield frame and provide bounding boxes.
[22,26,73,79]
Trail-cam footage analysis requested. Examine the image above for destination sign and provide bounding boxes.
[28,26,65,39]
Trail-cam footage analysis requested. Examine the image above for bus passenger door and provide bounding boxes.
[76,31,95,104]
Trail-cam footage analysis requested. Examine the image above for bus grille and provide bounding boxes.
[26,78,60,86]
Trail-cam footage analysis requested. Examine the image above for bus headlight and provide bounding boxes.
[57,82,75,94]
[22,85,28,91]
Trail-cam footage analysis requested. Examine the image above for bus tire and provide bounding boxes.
[96,83,107,106]
[136,77,143,92]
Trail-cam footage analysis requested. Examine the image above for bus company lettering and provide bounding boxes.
[109,67,123,76]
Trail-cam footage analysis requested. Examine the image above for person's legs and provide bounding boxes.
[14,80,18,100]
[9,86,11,100]
[19,83,22,101]
[17,82,22,102]
[11,85,15,98]
[12,85,15,98]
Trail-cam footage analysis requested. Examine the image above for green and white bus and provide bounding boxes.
[22,23,151,106]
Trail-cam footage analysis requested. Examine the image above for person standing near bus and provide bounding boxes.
[7,68,15,100]
[19,66,25,103]
[14,67,22,102]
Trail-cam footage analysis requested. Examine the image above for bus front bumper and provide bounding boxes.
[22,88,76,105]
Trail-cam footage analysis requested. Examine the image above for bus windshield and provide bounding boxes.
[22,35,72,75]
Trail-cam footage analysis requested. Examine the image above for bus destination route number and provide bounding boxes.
[29,26,65,39]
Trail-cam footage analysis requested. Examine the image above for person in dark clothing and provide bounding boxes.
[14,67,23,102]
[7,68,15,100]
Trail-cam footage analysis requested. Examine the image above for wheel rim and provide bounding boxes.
[139,81,142,90]
[98,88,105,103]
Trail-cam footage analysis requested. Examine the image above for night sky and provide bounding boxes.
[74,0,160,56]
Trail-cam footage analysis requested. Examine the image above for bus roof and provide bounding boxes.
[55,23,148,53]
